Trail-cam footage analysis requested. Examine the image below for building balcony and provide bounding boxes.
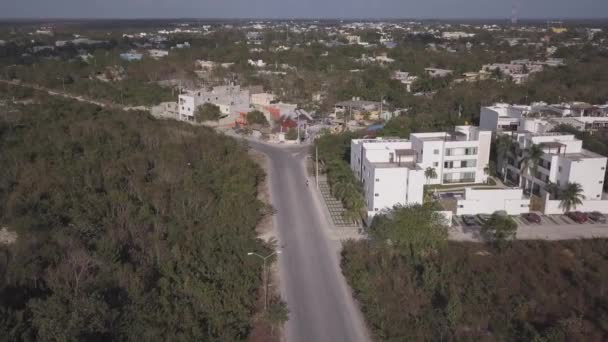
[442,178,476,184]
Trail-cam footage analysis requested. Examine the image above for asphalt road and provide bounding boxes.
[247,140,370,342]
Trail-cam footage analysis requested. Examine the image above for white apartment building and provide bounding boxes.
[350,126,492,218]
[178,85,250,121]
[410,126,492,185]
[502,131,607,201]
[480,103,608,134]
[350,138,425,218]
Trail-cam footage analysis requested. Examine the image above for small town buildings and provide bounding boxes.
[391,71,418,92]
[251,92,276,106]
[425,68,453,78]
[120,51,143,61]
[246,32,263,45]
[196,60,217,70]
[248,59,267,68]
[148,49,169,59]
[178,85,251,121]
[441,31,475,40]
[480,103,608,134]
[334,99,381,121]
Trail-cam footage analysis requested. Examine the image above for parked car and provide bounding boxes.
[566,211,588,224]
[462,215,478,226]
[477,214,491,224]
[522,212,542,224]
[587,211,606,223]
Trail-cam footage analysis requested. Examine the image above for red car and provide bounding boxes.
[566,211,588,224]
[522,213,541,224]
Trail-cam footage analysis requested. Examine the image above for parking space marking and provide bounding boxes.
[547,215,561,224]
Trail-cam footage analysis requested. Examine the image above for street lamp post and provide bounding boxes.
[247,251,281,311]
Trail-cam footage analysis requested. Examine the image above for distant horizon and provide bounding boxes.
[1,16,608,22]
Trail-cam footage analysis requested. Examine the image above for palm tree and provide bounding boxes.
[544,181,560,200]
[519,144,544,192]
[483,162,497,183]
[558,182,585,212]
[495,134,513,182]
[424,167,438,185]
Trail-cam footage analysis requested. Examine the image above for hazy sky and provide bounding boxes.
[1,0,607,19]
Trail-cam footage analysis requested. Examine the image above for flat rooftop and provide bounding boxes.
[562,149,605,161]
[372,161,418,169]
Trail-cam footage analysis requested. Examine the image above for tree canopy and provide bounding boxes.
[246,110,269,126]
[0,86,268,341]
[370,204,448,258]
[195,103,222,122]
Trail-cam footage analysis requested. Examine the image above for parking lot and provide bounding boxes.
[450,213,608,241]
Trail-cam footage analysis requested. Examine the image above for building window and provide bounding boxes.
[374,208,379,211]
[433,162,438,167]
[433,149,439,155]
[444,161,453,169]
[374,193,379,197]
[558,166,562,173]
[602,167,606,170]
[465,147,478,155]
[600,181,604,184]
[375,178,380,182]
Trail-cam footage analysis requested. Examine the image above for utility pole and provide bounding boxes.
[316,145,319,188]
[296,110,300,143]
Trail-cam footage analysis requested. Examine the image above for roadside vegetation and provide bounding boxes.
[314,131,365,222]
[343,213,608,341]
[0,85,272,341]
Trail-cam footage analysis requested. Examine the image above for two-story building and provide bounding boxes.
[178,85,250,121]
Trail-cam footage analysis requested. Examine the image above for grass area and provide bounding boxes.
[342,239,608,341]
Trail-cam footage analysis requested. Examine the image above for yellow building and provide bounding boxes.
[551,27,568,34]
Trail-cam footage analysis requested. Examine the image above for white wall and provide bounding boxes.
[364,165,424,219]
[479,107,500,131]
[544,199,608,214]
[567,157,607,200]
[178,95,195,119]
[456,188,530,215]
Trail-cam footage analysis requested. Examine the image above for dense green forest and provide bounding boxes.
[342,228,608,341]
[0,85,270,341]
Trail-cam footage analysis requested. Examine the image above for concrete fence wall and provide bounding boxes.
[544,199,608,214]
